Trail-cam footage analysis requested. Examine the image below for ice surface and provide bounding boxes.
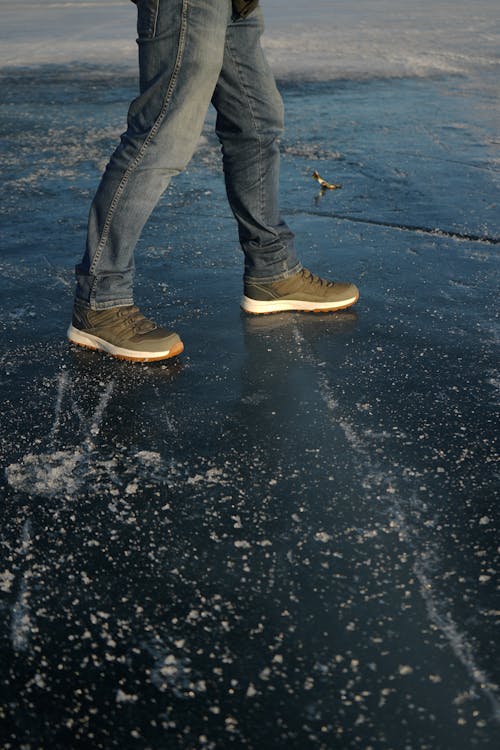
[1,0,499,84]
[0,1,499,749]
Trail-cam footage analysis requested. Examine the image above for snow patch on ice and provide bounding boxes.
[5,377,115,498]
[6,448,85,497]
[0,569,15,593]
[314,532,333,543]
[115,689,138,704]
[146,640,205,699]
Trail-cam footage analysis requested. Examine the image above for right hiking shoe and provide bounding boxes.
[241,268,359,314]
[67,301,183,362]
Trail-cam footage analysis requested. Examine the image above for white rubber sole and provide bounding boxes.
[240,293,359,315]
[67,324,184,362]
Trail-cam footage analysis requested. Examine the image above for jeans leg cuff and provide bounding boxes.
[75,295,134,311]
[244,262,302,285]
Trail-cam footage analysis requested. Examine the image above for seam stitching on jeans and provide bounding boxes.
[89,0,189,279]
[151,0,160,38]
[225,34,264,223]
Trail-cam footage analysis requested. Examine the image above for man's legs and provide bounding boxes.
[211,7,301,283]
[69,1,359,360]
[75,0,231,310]
[212,8,359,314]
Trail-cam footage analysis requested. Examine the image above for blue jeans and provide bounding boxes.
[76,0,301,310]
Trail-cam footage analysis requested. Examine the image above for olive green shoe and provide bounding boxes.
[241,268,359,314]
[67,302,183,362]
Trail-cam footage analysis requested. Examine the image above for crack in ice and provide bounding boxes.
[292,322,500,723]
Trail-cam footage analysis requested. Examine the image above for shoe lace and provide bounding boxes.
[120,306,157,334]
[301,268,334,288]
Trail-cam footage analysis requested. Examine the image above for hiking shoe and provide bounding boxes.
[67,301,183,362]
[241,268,359,314]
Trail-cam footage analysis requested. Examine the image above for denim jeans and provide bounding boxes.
[75,0,301,309]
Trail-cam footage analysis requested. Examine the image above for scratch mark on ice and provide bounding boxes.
[10,519,33,652]
[50,371,69,438]
[397,508,500,723]
[292,321,500,722]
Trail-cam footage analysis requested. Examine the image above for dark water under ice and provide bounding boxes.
[0,66,499,749]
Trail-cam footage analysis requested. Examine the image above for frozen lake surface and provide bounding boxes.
[0,1,499,748]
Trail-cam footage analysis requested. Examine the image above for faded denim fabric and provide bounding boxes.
[76,0,300,309]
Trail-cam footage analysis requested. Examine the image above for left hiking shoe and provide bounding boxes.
[67,301,183,362]
[241,268,359,314]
